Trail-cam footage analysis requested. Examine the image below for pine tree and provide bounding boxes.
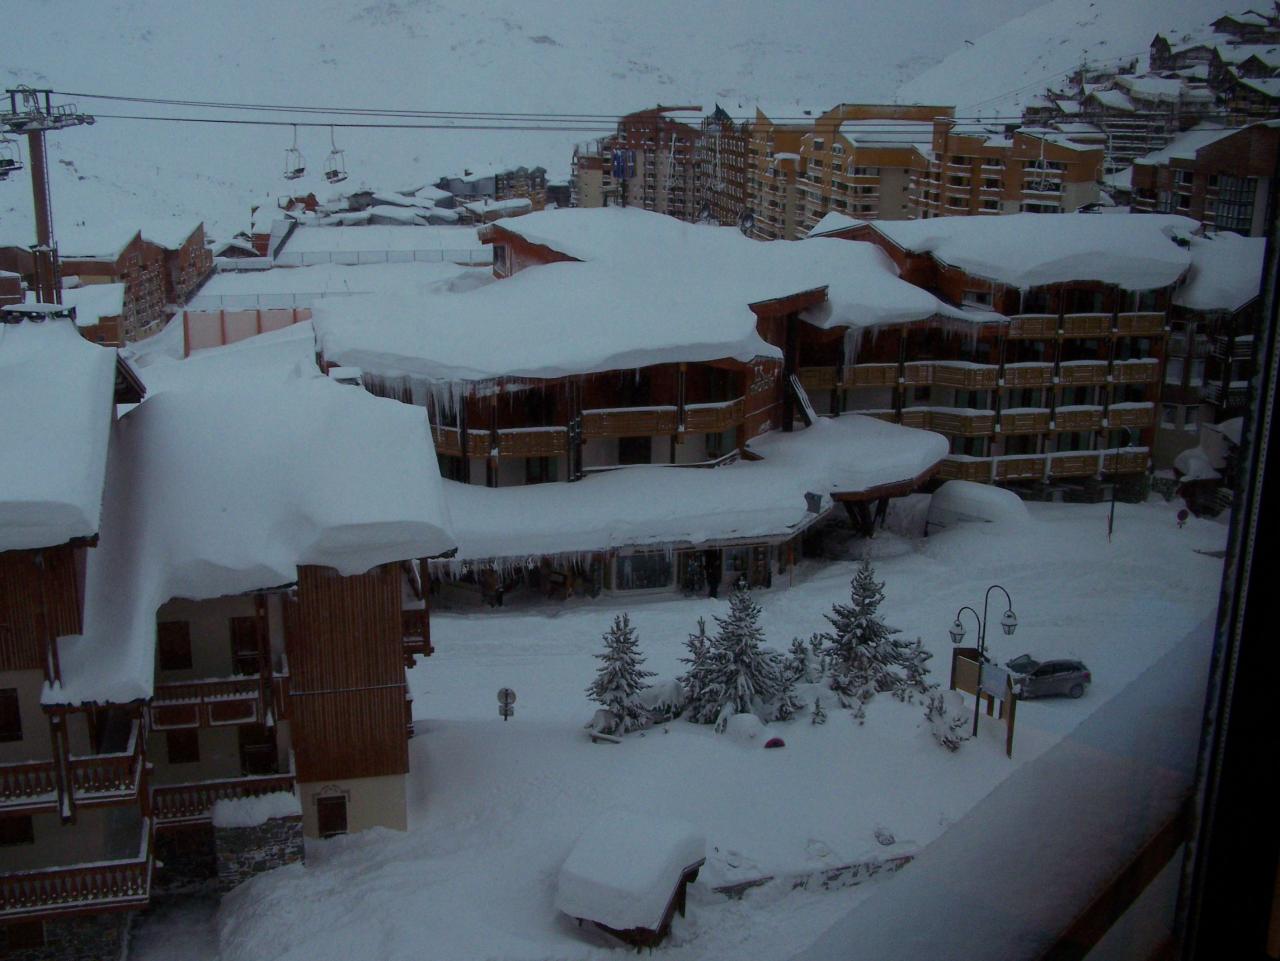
[901,636,936,699]
[684,587,790,729]
[925,691,969,751]
[787,637,813,683]
[811,696,827,725]
[586,613,655,734]
[820,559,911,710]
[771,649,804,721]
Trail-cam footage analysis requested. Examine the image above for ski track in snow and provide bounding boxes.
[129,496,1226,961]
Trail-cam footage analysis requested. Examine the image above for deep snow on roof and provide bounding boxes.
[277,224,484,255]
[62,282,126,326]
[0,319,118,551]
[1174,232,1266,312]
[838,119,934,149]
[314,208,950,382]
[53,323,456,705]
[440,414,947,563]
[865,213,1197,290]
[806,212,866,238]
[1134,123,1238,164]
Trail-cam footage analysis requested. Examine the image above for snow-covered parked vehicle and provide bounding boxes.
[555,812,706,948]
[1005,655,1092,699]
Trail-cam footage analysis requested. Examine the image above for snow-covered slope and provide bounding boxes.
[0,0,1044,248]
[897,0,1237,115]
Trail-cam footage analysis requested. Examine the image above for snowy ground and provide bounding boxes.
[130,496,1226,961]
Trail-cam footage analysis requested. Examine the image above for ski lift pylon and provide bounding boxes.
[283,125,305,181]
[324,126,348,185]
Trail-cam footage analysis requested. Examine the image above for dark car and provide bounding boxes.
[1005,655,1092,699]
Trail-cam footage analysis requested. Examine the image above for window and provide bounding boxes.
[157,621,192,672]
[1161,404,1179,428]
[166,728,200,764]
[962,290,994,309]
[230,616,260,676]
[524,456,558,485]
[0,688,20,742]
[615,552,674,591]
[831,144,844,155]
[492,245,508,272]
[1216,175,1258,232]
[317,794,349,838]
[812,139,824,151]
[617,436,652,465]
[0,815,34,846]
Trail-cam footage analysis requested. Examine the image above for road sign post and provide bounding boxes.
[497,688,516,721]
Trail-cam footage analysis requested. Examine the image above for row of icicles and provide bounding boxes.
[284,124,347,183]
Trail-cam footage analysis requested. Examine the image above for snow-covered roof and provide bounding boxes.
[864,213,1197,290]
[1115,75,1186,102]
[1133,124,1238,165]
[439,414,947,564]
[276,224,484,256]
[1174,232,1266,313]
[1086,89,1136,112]
[838,119,934,150]
[1216,42,1280,64]
[1235,74,1280,97]
[555,813,705,932]
[0,319,118,551]
[806,212,866,238]
[461,197,533,216]
[53,322,456,705]
[62,282,126,327]
[312,208,953,382]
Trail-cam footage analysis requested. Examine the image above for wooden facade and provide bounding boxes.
[0,546,82,677]
[286,564,409,783]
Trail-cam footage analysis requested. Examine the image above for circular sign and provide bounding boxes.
[497,687,517,706]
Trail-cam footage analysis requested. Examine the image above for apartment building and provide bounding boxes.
[306,207,954,599]
[1131,120,1280,234]
[804,213,1197,496]
[436,165,549,210]
[1,313,455,957]
[694,105,752,226]
[909,121,1104,218]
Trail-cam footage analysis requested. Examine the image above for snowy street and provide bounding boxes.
[131,496,1226,961]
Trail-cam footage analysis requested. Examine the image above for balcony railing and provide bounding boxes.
[1213,336,1253,361]
[937,457,992,482]
[797,366,838,391]
[496,426,568,458]
[431,426,490,458]
[1112,359,1161,384]
[1054,406,1105,431]
[152,773,296,826]
[999,408,1050,433]
[0,761,56,811]
[1058,360,1110,385]
[1002,363,1054,388]
[901,407,996,436]
[1048,452,1102,477]
[151,676,265,730]
[1101,448,1149,473]
[1106,403,1154,428]
[1061,313,1111,338]
[994,455,1047,481]
[914,361,1000,390]
[402,608,433,660]
[847,364,899,388]
[1,721,144,813]
[1115,312,1165,336]
[1008,314,1058,338]
[684,397,745,433]
[1,820,152,921]
[1201,381,1250,406]
[582,405,678,438]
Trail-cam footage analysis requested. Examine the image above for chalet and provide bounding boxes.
[805,212,1196,497]
[306,208,951,600]
[60,282,126,347]
[1,316,455,954]
[1131,121,1280,235]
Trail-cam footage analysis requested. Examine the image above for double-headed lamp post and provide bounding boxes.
[948,584,1017,737]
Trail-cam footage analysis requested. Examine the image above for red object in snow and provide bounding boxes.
[1177,509,1189,528]
[764,737,786,749]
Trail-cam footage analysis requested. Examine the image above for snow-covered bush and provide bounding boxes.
[819,560,932,714]
[787,634,825,683]
[925,690,970,752]
[585,613,655,735]
[681,587,795,731]
[810,697,827,725]
[636,678,686,724]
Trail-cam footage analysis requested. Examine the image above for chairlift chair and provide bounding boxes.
[324,126,348,184]
[0,135,23,180]
[283,125,306,181]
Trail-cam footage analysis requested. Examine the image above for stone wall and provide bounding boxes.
[214,815,304,892]
[0,912,131,961]
[153,824,217,894]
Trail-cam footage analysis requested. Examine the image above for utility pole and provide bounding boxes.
[0,87,95,304]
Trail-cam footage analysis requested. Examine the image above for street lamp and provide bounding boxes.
[948,584,1017,737]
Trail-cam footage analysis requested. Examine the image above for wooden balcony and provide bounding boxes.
[685,397,745,433]
[152,773,296,826]
[431,426,489,458]
[1054,406,1104,432]
[1,820,152,921]
[926,409,996,436]
[1058,361,1109,386]
[851,409,898,423]
[1213,336,1253,361]
[846,364,898,388]
[1101,448,1150,473]
[1061,313,1111,338]
[1,722,144,814]
[1048,452,1101,478]
[582,405,678,438]
[1115,312,1165,336]
[938,457,992,482]
[1112,359,1160,384]
[899,408,928,429]
[496,427,568,458]
[1002,363,1053,388]
[1008,314,1058,339]
[999,409,1050,434]
[1106,403,1154,429]
[994,455,1047,481]
[797,366,838,391]
[901,362,933,386]
[930,362,999,391]
[151,676,265,730]
[402,608,433,662]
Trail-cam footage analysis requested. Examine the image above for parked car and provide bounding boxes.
[1005,654,1092,699]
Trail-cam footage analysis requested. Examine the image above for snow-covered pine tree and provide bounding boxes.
[901,636,936,698]
[586,613,655,734]
[680,617,724,723]
[820,559,907,710]
[787,637,813,683]
[925,690,969,751]
[684,587,787,729]
[771,649,804,721]
[811,696,827,725]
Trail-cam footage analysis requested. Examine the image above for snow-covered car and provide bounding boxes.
[1005,655,1092,699]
